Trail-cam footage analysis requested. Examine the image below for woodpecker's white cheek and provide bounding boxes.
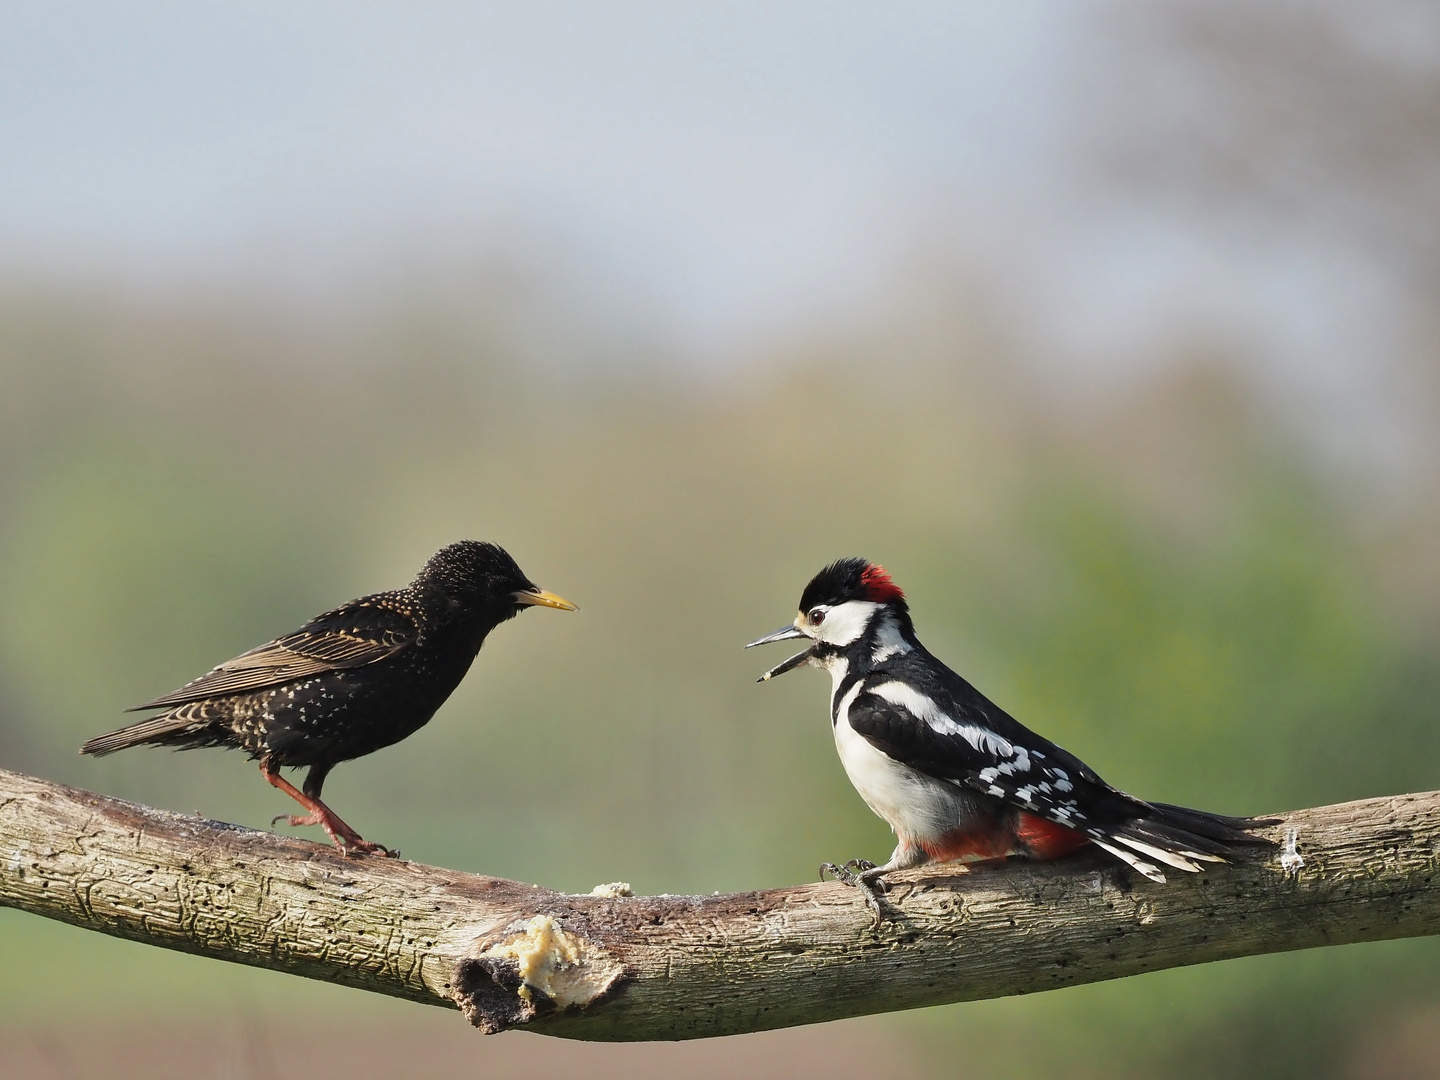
[814,600,881,647]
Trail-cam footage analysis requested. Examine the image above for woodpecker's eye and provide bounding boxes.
[809,608,826,625]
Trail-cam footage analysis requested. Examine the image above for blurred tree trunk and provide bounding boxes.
[2,767,1438,1040]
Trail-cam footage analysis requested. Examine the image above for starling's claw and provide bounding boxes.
[339,838,397,858]
[272,812,320,829]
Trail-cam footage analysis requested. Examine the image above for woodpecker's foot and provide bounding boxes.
[820,861,891,923]
[817,859,876,884]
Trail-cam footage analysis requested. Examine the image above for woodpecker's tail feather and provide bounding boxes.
[1091,803,1278,884]
[1089,838,1171,882]
[1148,802,1279,845]
[80,710,219,757]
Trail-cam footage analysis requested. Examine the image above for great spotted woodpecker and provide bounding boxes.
[748,558,1274,907]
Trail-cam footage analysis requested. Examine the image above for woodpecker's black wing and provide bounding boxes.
[844,682,1138,828]
[129,598,417,711]
[846,663,1272,881]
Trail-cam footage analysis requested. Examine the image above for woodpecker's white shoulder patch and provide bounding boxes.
[870,680,1019,761]
[870,617,913,664]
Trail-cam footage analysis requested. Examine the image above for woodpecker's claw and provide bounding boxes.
[821,860,892,924]
[818,859,878,884]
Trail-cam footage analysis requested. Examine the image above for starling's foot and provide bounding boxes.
[270,808,396,858]
[820,860,891,923]
[335,837,396,858]
[272,812,321,828]
[318,816,396,858]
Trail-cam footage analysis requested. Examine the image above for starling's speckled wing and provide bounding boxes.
[129,599,417,711]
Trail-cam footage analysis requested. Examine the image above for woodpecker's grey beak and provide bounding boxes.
[746,623,812,682]
[745,624,807,648]
[756,648,813,682]
[513,588,580,612]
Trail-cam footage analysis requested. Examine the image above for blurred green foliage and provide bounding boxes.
[0,284,1436,1079]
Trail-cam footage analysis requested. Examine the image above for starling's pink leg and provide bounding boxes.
[259,757,394,857]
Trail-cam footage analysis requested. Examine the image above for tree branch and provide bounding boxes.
[2,766,1438,1040]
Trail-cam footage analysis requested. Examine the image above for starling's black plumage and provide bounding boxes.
[82,541,577,855]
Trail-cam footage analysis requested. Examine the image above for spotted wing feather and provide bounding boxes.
[129,599,417,711]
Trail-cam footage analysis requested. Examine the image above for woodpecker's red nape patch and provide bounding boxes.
[860,563,904,604]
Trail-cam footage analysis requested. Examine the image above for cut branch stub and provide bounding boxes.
[455,914,629,1033]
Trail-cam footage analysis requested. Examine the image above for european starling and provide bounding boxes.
[81,541,577,856]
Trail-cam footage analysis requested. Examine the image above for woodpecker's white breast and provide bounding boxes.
[830,677,973,845]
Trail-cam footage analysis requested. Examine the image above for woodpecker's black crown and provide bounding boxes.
[798,557,908,615]
[415,540,536,608]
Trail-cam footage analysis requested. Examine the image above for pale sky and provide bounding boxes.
[1,4,1067,327]
[1,1,1425,469]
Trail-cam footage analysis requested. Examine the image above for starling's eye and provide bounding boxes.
[809,608,826,625]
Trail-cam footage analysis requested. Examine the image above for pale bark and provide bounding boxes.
[2,766,1438,1040]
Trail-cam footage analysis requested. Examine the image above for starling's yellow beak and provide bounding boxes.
[513,588,580,612]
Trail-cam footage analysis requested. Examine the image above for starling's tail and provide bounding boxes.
[1088,801,1279,883]
[80,710,216,756]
